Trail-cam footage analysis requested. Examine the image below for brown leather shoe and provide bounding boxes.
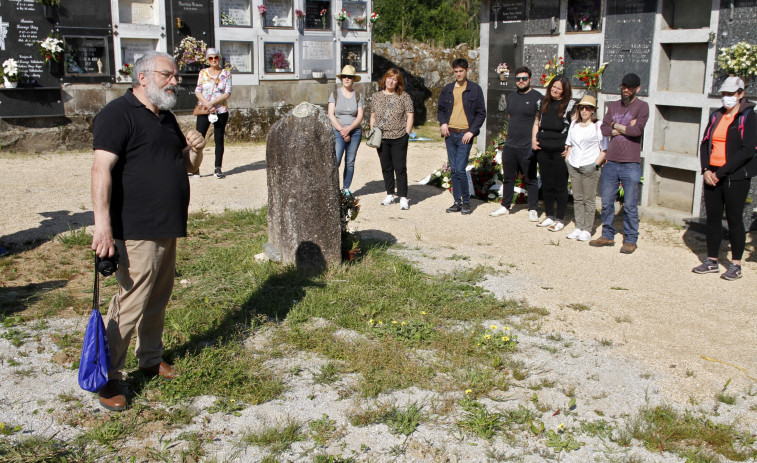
[98,379,127,411]
[620,242,637,254]
[139,361,179,380]
[589,237,615,247]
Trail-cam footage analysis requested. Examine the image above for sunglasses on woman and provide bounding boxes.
[578,106,594,111]
[207,56,220,61]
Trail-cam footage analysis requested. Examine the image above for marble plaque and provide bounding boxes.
[523,43,559,84]
[301,39,335,77]
[219,0,252,26]
[601,0,655,96]
[525,0,559,35]
[564,45,600,88]
[120,38,157,65]
[264,0,293,27]
[714,0,757,96]
[220,41,252,72]
[342,1,367,30]
[119,0,156,24]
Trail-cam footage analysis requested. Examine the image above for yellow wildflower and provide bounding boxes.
[558,423,564,429]
[421,311,427,315]
[485,334,491,339]
[392,320,398,324]
[401,321,407,326]
[503,337,509,342]
[490,325,497,330]
[378,321,383,325]
[504,326,510,330]
[465,389,472,394]
[369,319,374,325]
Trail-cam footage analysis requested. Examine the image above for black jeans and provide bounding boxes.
[195,112,229,169]
[704,176,750,260]
[377,134,409,197]
[537,148,569,220]
[500,145,538,210]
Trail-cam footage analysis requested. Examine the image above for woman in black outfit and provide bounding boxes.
[532,75,575,232]
[692,76,757,280]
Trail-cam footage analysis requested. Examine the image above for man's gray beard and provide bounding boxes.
[146,81,178,110]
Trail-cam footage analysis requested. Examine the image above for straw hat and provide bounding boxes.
[336,65,361,82]
[577,94,597,108]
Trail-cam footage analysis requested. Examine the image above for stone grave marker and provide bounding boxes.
[264,102,341,273]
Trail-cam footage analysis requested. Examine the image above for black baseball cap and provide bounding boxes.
[621,73,641,87]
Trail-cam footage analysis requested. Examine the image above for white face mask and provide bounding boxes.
[722,95,739,108]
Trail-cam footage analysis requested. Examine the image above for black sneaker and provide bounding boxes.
[189,169,200,177]
[214,167,225,179]
[446,202,462,213]
[461,203,472,215]
[692,259,719,274]
[721,264,742,280]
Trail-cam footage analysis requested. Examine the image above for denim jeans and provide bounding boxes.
[600,161,641,243]
[445,131,474,203]
[333,127,362,190]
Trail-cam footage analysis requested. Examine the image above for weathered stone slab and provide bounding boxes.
[265,102,341,273]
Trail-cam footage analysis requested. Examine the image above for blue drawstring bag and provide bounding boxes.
[78,260,111,392]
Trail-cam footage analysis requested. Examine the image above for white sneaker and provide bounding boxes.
[577,230,592,241]
[566,229,582,240]
[537,217,556,228]
[529,210,539,222]
[490,206,509,217]
[380,195,395,206]
[547,221,565,232]
[399,197,409,210]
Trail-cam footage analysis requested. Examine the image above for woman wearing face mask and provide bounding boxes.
[693,76,757,280]
[532,75,575,232]
[193,48,232,179]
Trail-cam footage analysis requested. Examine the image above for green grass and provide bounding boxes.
[629,404,757,461]
[56,226,93,248]
[457,397,505,439]
[240,419,303,454]
[350,401,426,436]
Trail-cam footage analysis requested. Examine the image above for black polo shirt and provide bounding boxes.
[93,89,189,240]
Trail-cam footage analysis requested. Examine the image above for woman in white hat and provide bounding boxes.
[564,94,606,241]
[328,65,364,195]
[693,76,756,280]
[193,48,232,179]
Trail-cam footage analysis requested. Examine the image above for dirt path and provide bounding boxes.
[1,141,756,403]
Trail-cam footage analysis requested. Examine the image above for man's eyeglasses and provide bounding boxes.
[207,56,220,61]
[149,70,182,83]
[515,76,529,82]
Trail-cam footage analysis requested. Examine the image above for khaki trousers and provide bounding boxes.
[105,238,176,380]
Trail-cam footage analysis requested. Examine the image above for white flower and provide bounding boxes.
[443,176,450,182]
[442,183,450,189]
[2,59,18,77]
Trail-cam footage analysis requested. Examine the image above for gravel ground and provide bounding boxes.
[1,141,756,461]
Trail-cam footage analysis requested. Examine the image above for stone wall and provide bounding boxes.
[0,41,480,153]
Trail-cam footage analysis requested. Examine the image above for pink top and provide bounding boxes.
[195,68,232,114]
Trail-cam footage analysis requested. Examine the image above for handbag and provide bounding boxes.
[193,71,221,117]
[78,257,111,393]
[366,93,397,149]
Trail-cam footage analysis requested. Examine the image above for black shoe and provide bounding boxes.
[446,202,462,213]
[461,203,472,215]
[214,167,225,179]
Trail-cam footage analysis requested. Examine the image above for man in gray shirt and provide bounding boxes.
[490,66,541,221]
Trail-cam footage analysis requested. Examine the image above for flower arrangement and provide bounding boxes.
[257,4,266,15]
[38,34,64,64]
[220,10,237,25]
[580,11,594,27]
[320,8,328,28]
[272,51,290,70]
[427,162,452,191]
[295,8,305,18]
[540,55,564,86]
[574,62,608,93]
[717,42,757,78]
[495,62,510,77]
[173,36,208,70]
[34,0,61,6]
[370,11,379,23]
[118,63,133,77]
[2,59,20,84]
[334,8,349,22]
[354,15,366,25]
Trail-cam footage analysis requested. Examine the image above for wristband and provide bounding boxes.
[611,122,616,130]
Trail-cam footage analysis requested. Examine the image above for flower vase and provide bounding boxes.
[499,74,507,82]
[3,77,16,88]
[342,248,359,262]
[48,59,63,76]
[581,23,592,31]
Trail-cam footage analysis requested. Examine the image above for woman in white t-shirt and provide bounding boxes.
[565,95,606,241]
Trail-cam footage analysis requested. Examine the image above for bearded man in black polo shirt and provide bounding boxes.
[91,51,206,411]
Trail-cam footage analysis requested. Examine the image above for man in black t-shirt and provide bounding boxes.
[91,51,206,411]
[490,66,542,221]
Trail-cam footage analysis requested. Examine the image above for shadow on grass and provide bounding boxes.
[0,280,69,316]
[0,210,94,252]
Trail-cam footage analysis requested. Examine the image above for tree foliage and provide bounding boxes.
[372,0,481,48]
